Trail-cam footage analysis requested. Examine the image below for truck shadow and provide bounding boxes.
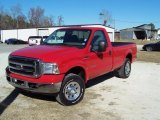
[0,88,56,115]
[0,89,19,116]
[18,90,57,102]
[86,71,116,88]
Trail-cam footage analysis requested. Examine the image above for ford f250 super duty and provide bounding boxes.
[6,25,137,105]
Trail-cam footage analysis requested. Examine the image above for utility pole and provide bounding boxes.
[16,17,19,39]
[113,18,115,29]
[99,13,106,26]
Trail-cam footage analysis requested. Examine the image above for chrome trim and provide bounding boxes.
[9,61,34,67]
[7,76,61,94]
[9,56,42,78]
[64,81,81,101]
[9,66,33,72]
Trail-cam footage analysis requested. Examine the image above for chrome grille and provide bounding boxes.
[9,56,41,78]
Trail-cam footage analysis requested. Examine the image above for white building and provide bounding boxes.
[0,27,61,42]
[157,29,160,40]
[81,24,114,42]
[0,24,115,42]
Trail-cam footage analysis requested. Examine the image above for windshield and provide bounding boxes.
[43,29,91,48]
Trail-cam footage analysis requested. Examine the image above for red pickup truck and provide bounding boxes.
[6,26,137,105]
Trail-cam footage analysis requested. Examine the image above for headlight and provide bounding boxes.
[42,63,60,74]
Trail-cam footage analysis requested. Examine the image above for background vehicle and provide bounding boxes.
[156,34,160,40]
[142,41,160,51]
[28,36,48,46]
[5,38,28,45]
[42,36,49,41]
[6,26,137,106]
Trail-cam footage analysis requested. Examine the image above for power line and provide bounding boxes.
[115,19,160,24]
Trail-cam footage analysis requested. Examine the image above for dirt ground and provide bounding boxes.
[0,44,160,120]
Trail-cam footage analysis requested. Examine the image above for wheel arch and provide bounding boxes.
[65,66,87,83]
[126,53,132,63]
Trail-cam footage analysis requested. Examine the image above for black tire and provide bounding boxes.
[116,58,131,78]
[56,73,85,106]
[146,46,153,52]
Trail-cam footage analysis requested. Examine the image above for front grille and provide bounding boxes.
[9,56,41,78]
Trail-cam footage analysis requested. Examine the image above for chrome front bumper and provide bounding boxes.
[6,76,61,94]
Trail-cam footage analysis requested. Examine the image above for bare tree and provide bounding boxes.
[48,16,54,26]
[10,4,22,19]
[0,5,61,29]
[0,7,2,40]
[2,14,13,29]
[99,9,113,26]
[17,15,27,28]
[28,6,45,27]
[0,7,13,29]
[10,4,22,28]
[0,7,7,29]
[42,16,54,27]
[57,16,64,26]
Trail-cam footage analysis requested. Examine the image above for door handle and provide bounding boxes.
[109,51,112,56]
[83,56,89,60]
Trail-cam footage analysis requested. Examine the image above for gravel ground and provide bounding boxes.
[137,45,143,50]
[0,44,28,53]
[0,44,160,120]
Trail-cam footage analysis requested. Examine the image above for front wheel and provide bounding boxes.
[56,73,85,106]
[116,58,131,78]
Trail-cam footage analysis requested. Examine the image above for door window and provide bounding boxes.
[91,30,107,51]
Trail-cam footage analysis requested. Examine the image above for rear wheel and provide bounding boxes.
[56,73,85,106]
[146,46,153,52]
[116,58,131,78]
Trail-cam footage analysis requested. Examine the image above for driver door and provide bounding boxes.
[85,30,112,79]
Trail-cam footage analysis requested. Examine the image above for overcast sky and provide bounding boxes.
[0,0,160,30]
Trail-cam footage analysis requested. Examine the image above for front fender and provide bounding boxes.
[59,60,89,81]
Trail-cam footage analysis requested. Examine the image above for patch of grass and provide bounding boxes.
[115,39,160,63]
[137,50,160,63]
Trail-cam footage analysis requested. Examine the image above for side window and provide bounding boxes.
[91,30,107,50]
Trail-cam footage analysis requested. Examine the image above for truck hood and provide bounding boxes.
[11,45,81,61]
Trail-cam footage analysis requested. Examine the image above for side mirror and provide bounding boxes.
[98,41,107,52]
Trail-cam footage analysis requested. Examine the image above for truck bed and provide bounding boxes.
[111,42,135,47]
[111,42,137,70]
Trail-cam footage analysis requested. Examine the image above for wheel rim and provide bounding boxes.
[125,61,131,76]
[64,81,81,101]
[146,47,152,51]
